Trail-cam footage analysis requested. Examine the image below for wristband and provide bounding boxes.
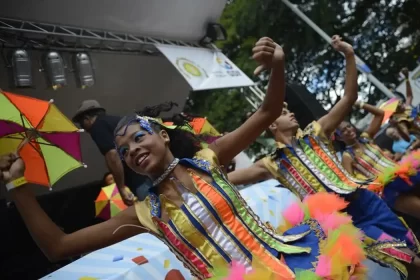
[6,176,27,191]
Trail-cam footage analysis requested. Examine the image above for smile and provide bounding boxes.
[135,153,149,166]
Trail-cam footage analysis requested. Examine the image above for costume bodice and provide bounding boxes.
[134,149,312,279]
[344,132,397,179]
[391,104,420,132]
[262,122,368,199]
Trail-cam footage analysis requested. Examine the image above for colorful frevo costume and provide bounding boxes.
[261,121,420,279]
[128,116,365,280]
[343,132,420,208]
[391,103,420,135]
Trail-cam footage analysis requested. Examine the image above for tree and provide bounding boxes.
[187,0,420,157]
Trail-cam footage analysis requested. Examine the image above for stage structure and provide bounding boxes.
[0,1,260,191]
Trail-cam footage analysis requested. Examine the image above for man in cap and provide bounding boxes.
[72,100,151,205]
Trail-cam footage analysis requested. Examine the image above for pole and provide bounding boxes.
[281,0,395,98]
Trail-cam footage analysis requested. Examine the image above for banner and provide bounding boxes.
[156,44,254,91]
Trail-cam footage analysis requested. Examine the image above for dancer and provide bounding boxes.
[389,67,419,141]
[228,36,420,279]
[337,101,420,222]
[0,37,364,280]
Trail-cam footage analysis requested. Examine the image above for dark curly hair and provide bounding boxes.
[114,102,203,159]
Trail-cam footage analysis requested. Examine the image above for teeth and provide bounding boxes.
[137,154,147,165]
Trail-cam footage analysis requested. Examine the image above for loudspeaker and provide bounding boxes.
[285,83,327,128]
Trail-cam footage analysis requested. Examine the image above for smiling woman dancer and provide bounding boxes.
[337,100,420,221]
[0,37,364,280]
[228,36,420,279]
[389,67,419,141]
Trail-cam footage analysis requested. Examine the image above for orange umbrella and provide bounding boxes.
[189,117,220,136]
[164,117,220,136]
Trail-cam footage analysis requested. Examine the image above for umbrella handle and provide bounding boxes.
[16,137,29,153]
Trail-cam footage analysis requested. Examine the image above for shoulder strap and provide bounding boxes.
[134,198,161,235]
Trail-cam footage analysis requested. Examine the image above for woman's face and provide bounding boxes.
[338,122,357,143]
[396,100,405,112]
[115,122,170,177]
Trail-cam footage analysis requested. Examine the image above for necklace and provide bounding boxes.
[153,158,179,186]
[346,142,357,148]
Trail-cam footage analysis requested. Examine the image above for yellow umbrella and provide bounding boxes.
[379,98,400,125]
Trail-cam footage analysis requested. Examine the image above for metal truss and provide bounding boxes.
[242,85,265,110]
[0,17,201,55]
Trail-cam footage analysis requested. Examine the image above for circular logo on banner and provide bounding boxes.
[216,56,233,70]
[176,58,208,79]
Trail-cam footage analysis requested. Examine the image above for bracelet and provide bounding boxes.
[358,102,365,109]
[5,176,27,191]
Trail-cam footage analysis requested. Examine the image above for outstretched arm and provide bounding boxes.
[396,122,411,142]
[1,154,143,262]
[318,35,358,137]
[355,101,384,138]
[228,160,272,186]
[210,37,286,166]
[402,68,413,106]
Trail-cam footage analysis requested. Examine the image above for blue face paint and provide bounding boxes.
[114,116,158,160]
[137,116,154,135]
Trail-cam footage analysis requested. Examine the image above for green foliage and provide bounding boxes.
[187,0,420,157]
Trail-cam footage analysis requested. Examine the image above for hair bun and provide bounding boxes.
[136,102,178,117]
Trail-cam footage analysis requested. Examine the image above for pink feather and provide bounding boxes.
[225,261,247,280]
[314,212,352,233]
[411,159,420,168]
[283,202,304,226]
[315,255,332,277]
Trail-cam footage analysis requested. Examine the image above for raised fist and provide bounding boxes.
[252,37,284,75]
[331,35,354,56]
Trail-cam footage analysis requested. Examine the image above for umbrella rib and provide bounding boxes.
[4,135,25,140]
[35,103,51,130]
[5,136,58,147]
[20,113,27,129]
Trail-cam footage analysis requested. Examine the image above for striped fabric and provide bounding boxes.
[262,121,366,200]
[40,180,400,280]
[143,152,310,280]
[345,132,397,179]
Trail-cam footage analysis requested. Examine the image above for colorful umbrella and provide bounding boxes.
[189,117,220,136]
[164,117,221,145]
[0,90,85,188]
[164,117,220,136]
[95,184,127,220]
[379,97,400,125]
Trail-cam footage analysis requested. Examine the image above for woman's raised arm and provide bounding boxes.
[356,101,385,138]
[210,37,286,166]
